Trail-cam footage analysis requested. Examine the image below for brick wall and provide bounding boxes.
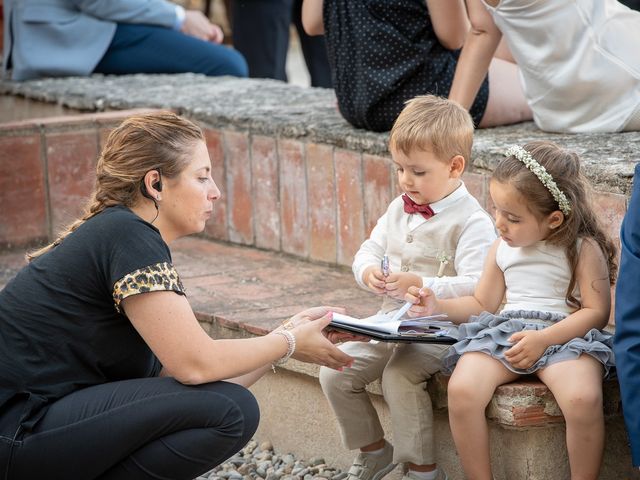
[0,109,629,322]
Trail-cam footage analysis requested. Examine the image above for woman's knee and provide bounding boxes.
[196,382,260,439]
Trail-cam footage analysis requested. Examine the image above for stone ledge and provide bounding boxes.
[1,74,639,195]
[0,236,626,437]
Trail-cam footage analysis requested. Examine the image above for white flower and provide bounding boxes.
[505,145,571,216]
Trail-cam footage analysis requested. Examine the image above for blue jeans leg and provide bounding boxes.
[95,24,248,77]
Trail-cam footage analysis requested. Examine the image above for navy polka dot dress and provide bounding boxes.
[323,0,489,132]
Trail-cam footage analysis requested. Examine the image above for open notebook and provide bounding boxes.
[330,312,459,344]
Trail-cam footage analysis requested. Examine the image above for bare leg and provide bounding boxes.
[494,37,515,63]
[537,356,605,480]
[479,57,532,128]
[447,353,520,480]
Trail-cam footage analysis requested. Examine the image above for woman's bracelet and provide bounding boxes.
[271,329,296,372]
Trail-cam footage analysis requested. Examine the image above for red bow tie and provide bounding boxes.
[402,194,435,220]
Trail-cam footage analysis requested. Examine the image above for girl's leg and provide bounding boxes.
[536,356,605,480]
[478,57,533,128]
[8,377,259,480]
[447,353,519,480]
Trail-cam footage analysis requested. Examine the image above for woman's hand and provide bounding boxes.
[405,286,439,317]
[504,330,549,370]
[285,307,355,370]
[384,272,422,300]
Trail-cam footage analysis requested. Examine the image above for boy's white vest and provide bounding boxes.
[381,194,485,313]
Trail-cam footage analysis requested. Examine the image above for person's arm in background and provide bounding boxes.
[70,0,223,42]
[448,0,502,110]
[302,0,324,36]
[426,0,470,50]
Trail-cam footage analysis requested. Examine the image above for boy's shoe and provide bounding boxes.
[346,441,396,480]
[401,469,448,480]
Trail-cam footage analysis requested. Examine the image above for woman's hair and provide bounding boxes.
[389,95,474,167]
[27,111,204,261]
[493,141,617,308]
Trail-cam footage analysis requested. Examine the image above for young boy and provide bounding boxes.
[319,95,496,480]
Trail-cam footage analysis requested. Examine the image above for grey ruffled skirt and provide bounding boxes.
[441,310,615,377]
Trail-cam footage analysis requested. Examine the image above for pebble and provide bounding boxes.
[196,438,345,480]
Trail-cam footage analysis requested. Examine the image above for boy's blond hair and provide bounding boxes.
[389,95,474,167]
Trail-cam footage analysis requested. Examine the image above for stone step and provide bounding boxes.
[0,237,634,479]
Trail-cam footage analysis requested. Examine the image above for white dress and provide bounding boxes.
[442,240,615,376]
[483,0,640,133]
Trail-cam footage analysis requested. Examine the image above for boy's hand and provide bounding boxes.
[384,272,422,300]
[504,330,549,369]
[405,285,439,317]
[363,266,387,295]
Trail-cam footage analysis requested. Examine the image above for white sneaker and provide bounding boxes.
[346,441,397,480]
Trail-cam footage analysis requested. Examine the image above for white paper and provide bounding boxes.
[331,312,455,337]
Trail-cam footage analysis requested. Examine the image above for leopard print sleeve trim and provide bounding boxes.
[112,262,186,312]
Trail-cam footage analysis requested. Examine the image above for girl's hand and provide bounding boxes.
[384,272,422,300]
[288,309,354,370]
[504,330,549,370]
[404,286,439,317]
[363,266,387,295]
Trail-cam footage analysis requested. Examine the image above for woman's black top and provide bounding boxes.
[0,206,186,431]
[323,0,490,132]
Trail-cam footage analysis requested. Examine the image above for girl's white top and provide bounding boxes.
[496,239,580,315]
[483,0,640,132]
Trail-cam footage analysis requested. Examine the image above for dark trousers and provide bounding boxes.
[95,24,248,77]
[232,0,332,87]
[0,377,259,480]
[614,162,640,466]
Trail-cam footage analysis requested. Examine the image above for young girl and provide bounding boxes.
[449,0,640,132]
[301,0,531,132]
[405,141,617,479]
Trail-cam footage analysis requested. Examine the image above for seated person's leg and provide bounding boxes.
[94,24,248,77]
[478,57,532,128]
[231,0,292,81]
[8,377,259,479]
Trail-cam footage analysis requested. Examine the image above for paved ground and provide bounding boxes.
[0,236,380,333]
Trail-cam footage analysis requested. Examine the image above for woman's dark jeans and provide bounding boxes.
[0,377,259,480]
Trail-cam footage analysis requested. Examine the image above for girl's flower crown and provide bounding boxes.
[505,145,572,216]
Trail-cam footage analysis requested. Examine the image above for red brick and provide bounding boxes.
[98,127,114,153]
[251,136,280,250]
[279,139,309,257]
[593,191,626,247]
[45,130,98,234]
[463,171,489,210]
[0,133,48,245]
[224,130,253,245]
[306,143,336,263]
[362,154,393,236]
[203,129,229,241]
[335,149,365,266]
